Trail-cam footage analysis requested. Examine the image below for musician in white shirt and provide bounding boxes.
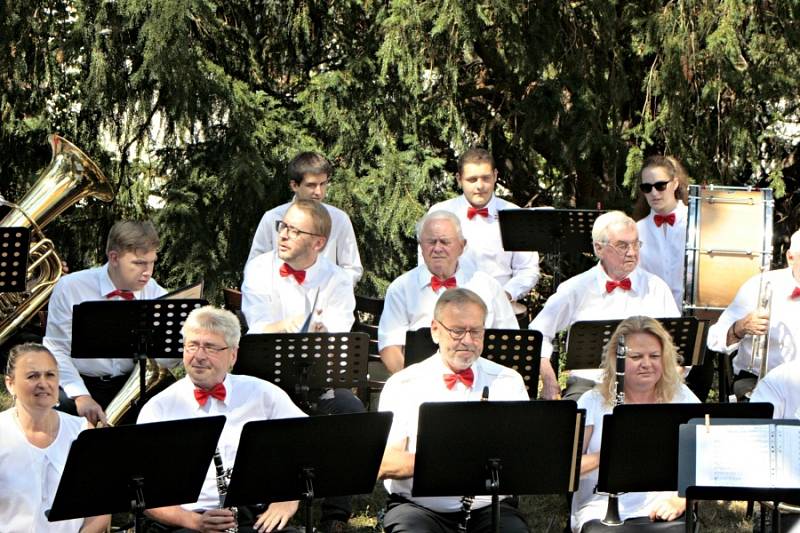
[138,306,304,532]
[530,211,679,400]
[44,220,177,427]
[247,152,362,285]
[378,211,518,374]
[707,229,800,399]
[426,147,539,303]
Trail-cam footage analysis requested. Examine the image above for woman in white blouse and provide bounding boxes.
[0,343,109,533]
[572,316,699,533]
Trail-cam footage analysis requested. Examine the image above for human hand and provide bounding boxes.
[75,395,107,427]
[649,495,685,522]
[254,500,299,532]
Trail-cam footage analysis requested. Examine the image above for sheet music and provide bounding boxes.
[695,425,772,487]
[696,425,800,487]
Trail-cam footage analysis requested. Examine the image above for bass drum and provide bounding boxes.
[684,185,773,320]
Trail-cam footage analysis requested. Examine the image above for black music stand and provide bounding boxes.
[679,418,800,533]
[233,332,369,409]
[71,298,207,405]
[413,400,585,533]
[0,226,30,292]
[404,328,543,398]
[225,412,393,533]
[498,208,602,255]
[595,403,773,529]
[47,416,225,533]
[563,317,709,371]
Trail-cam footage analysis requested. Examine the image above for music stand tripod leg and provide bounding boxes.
[301,467,315,533]
[485,458,501,533]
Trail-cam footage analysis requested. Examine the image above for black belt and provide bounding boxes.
[80,373,129,384]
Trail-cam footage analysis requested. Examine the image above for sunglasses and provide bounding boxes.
[639,180,672,194]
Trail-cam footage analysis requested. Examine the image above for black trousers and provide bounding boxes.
[383,495,529,533]
[581,516,686,532]
[56,373,129,414]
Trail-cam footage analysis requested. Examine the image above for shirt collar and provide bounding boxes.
[99,263,141,299]
[594,263,643,294]
[416,263,467,289]
[649,200,687,222]
[275,252,325,287]
[188,374,232,410]
[461,194,498,217]
[432,351,482,382]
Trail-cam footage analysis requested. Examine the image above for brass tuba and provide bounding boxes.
[0,134,115,346]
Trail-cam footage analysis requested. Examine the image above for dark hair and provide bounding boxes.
[288,152,333,185]
[633,155,690,220]
[457,147,495,175]
[6,342,55,376]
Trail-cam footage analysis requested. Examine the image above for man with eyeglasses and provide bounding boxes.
[247,151,362,285]
[423,147,540,309]
[530,210,679,401]
[378,211,518,374]
[378,288,530,533]
[241,198,365,532]
[138,305,304,532]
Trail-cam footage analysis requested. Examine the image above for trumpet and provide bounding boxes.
[601,333,627,527]
[745,272,772,379]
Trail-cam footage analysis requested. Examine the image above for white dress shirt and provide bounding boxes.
[241,251,355,333]
[43,264,169,398]
[425,195,540,300]
[529,264,679,380]
[707,268,800,377]
[0,409,89,533]
[750,360,800,419]
[379,354,528,513]
[137,374,306,512]
[636,201,688,310]
[570,385,699,532]
[247,200,363,285]
[377,263,519,351]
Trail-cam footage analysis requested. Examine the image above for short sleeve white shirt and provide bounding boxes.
[636,201,688,310]
[43,264,169,398]
[379,354,528,512]
[137,374,306,511]
[426,195,540,300]
[241,251,355,333]
[529,264,679,380]
[247,200,363,285]
[750,360,800,419]
[570,385,699,532]
[377,263,519,350]
[0,409,89,533]
[706,268,800,376]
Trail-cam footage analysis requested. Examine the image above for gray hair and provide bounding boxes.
[182,306,242,349]
[592,210,636,245]
[433,288,488,323]
[415,210,465,242]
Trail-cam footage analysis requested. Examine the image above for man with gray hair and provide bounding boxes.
[708,229,800,400]
[138,305,304,532]
[378,211,518,373]
[530,210,679,400]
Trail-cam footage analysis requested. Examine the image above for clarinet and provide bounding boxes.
[601,333,626,526]
[459,387,490,532]
[213,448,239,533]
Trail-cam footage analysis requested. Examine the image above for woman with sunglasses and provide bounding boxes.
[634,155,690,311]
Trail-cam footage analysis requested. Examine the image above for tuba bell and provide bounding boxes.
[0,135,115,346]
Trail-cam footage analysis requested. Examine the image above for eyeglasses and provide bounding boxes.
[603,240,643,254]
[184,342,229,355]
[639,180,672,194]
[275,220,321,240]
[435,320,485,341]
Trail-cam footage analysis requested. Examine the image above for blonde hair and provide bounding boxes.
[597,316,684,407]
[106,220,160,255]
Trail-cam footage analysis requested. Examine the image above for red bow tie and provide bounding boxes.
[431,276,457,292]
[444,367,475,389]
[791,287,800,299]
[106,289,135,300]
[279,262,306,284]
[194,382,227,406]
[467,206,490,220]
[654,213,676,227]
[606,278,632,293]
